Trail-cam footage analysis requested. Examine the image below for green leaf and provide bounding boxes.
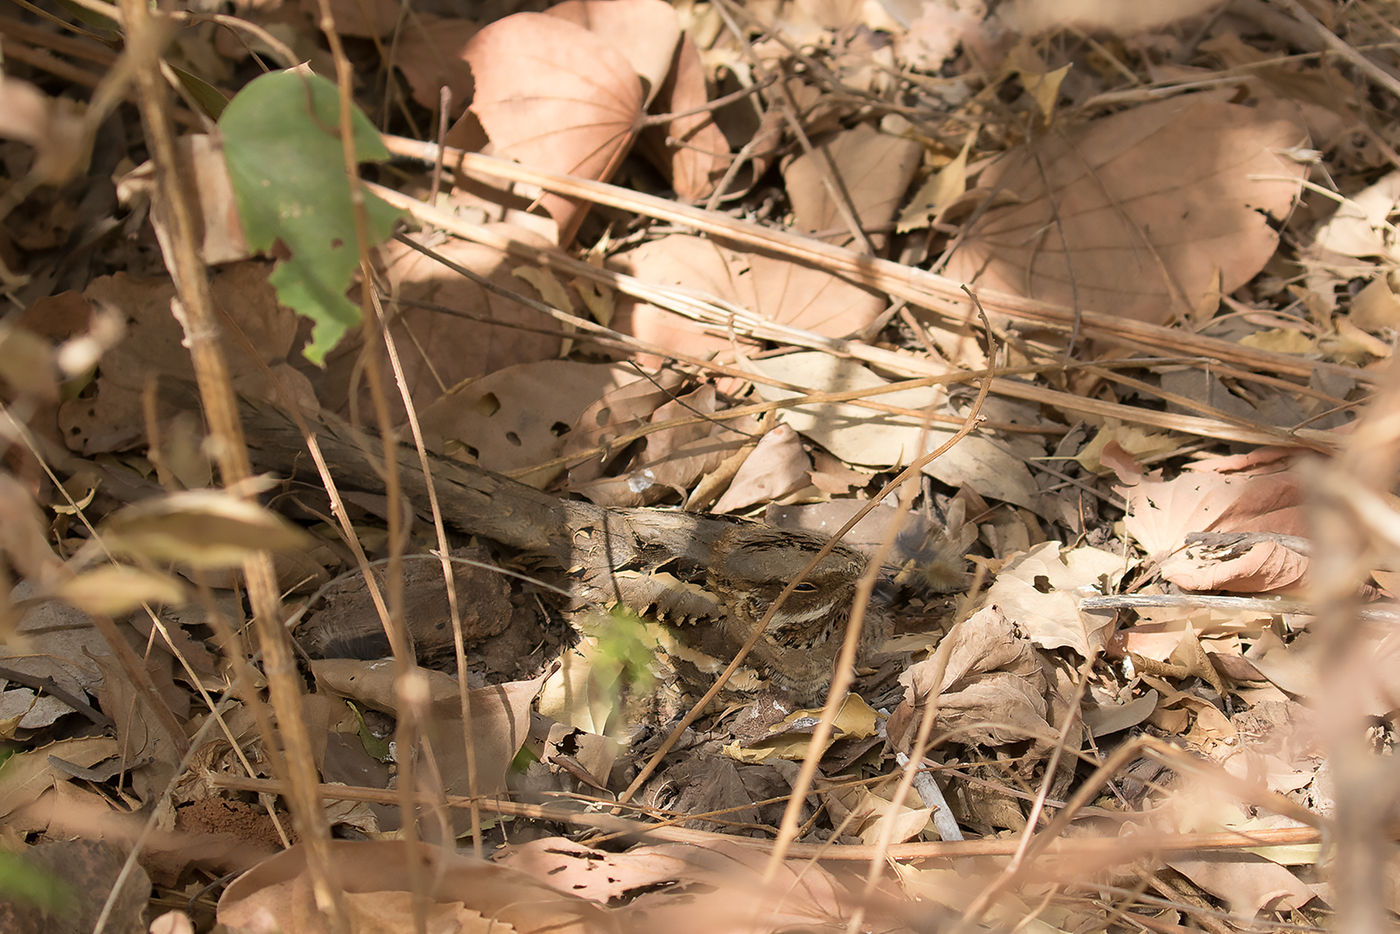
[219,70,403,363]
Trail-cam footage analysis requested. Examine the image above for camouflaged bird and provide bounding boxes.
[235,397,886,704]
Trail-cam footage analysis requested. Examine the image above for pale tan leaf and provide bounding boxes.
[1168,852,1317,917]
[56,565,188,616]
[984,541,1127,656]
[712,425,810,513]
[746,351,941,467]
[0,76,89,184]
[101,490,314,569]
[1005,0,1225,35]
[1312,169,1400,261]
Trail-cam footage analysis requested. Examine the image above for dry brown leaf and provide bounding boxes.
[0,839,150,934]
[945,96,1306,326]
[313,662,542,796]
[711,424,810,513]
[0,474,63,589]
[417,360,640,485]
[784,122,922,247]
[609,235,884,357]
[641,34,733,201]
[302,0,401,37]
[562,368,688,485]
[321,230,562,416]
[0,736,120,820]
[460,13,645,246]
[392,13,480,113]
[895,605,1051,749]
[61,266,310,454]
[569,384,754,506]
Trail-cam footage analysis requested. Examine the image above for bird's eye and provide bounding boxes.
[792,582,819,593]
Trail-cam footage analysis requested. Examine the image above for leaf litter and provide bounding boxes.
[3,0,1399,932]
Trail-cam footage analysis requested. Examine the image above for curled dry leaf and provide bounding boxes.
[945,96,1306,327]
[461,12,645,245]
[568,384,755,506]
[711,424,810,513]
[895,605,1050,749]
[641,34,733,201]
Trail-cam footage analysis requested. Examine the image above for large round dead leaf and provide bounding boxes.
[61,266,305,455]
[610,235,884,357]
[945,97,1306,326]
[463,13,644,245]
[546,0,680,107]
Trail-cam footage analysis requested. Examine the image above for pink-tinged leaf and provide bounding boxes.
[610,234,884,357]
[463,13,644,246]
